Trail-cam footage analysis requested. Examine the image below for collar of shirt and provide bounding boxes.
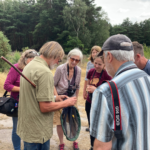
[33,56,49,68]
[114,61,137,77]
[143,59,150,71]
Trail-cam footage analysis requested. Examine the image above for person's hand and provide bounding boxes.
[65,97,77,106]
[86,85,96,93]
[55,95,69,102]
[83,91,87,100]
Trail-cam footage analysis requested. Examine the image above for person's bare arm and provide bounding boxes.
[94,139,112,150]
[11,86,20,92]
[76,89,79,100]
[54,87,58,96]
[83,80,87,99]
[39,97,77,113]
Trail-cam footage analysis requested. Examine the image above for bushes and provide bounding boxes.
[143,44,150,59]
[0,31,12,72]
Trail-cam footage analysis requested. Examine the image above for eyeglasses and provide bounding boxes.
[70,57,80,63]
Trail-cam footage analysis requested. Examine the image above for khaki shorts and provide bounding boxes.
[53,104,78,125]
[53,109,62,125]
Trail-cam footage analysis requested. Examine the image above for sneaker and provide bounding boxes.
[85,127,90,132]
[73,142,79,150]
[59,143,65,150]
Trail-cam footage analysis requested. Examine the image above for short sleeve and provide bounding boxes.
[85,61,94,80]
[87,69,93,80]
[36,72,54,102]
[90,89,114,142]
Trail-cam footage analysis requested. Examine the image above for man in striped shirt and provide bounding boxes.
[90,34,150,150]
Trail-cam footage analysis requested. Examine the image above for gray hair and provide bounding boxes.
[104,50,134,62]
[67,48,83,64]
[18,49,38,69]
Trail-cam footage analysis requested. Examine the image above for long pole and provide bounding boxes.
[1,56,36,88]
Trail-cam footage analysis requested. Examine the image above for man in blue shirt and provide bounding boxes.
[133,41,150,75]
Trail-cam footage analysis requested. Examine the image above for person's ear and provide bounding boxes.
[107,52,113,63]
[136,54,141,59]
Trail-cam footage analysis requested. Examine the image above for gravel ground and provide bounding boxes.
[0,108,91,150]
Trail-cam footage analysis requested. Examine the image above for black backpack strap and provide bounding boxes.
[106,81,123,139]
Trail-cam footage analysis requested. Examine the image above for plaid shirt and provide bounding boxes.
[90,61,150,150]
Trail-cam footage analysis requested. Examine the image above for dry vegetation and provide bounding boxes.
[0,72,8,97]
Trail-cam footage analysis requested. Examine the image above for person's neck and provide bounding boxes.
[96,69,102,73]
[139,56,148,70]
[68,63,74,70]
[112,59,128,77]
[40,55,50,65]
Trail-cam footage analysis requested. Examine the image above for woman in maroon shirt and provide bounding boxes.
[86,53,112,150]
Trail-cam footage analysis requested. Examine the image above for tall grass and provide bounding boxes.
[0,72,7,96]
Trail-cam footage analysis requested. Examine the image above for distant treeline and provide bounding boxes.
[0,0,110,54]
[0,0,150,54]
[110,18,150,46]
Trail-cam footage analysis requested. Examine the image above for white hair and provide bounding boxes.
[67,48,83,64]
[104,50,134,62]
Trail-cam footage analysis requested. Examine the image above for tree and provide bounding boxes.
[0,31,11,72]
[63,0,88,38]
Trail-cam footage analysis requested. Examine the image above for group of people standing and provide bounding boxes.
[3,34,150,150]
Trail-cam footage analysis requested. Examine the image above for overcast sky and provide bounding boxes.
[94,0,150,25]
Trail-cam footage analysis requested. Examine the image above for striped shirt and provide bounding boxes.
[90,61,150,150]
[85,61,94,80]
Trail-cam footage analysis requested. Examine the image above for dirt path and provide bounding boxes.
[0,111,90,150]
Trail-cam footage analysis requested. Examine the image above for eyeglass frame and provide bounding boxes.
[70,57,80,63]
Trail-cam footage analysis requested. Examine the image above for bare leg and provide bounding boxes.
[57,125,64,144]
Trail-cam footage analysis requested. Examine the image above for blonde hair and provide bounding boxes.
[18,49,38,69]
[39,41,64,60]
[88,46,102,62]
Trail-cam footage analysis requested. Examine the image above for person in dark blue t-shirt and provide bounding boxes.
[133,41,150,75]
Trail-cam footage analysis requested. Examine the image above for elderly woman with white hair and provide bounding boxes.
[54,48,83,150]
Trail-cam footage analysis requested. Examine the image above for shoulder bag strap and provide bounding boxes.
[3,91,8,97]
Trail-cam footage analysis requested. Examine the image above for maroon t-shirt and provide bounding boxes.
[86,68,112,103]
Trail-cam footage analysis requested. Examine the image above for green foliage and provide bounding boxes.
[143,44,150,59]
[0,0,110,54]
[65,36,84,53]
[110,18,150,46]
[63,0,88,38]
[0,31,11,72]
[10,51,21,64]
[22,47,29,52]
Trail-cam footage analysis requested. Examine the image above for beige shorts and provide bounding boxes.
[53,104,78,125]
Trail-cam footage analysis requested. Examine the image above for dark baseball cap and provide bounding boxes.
[99,34,133,56]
